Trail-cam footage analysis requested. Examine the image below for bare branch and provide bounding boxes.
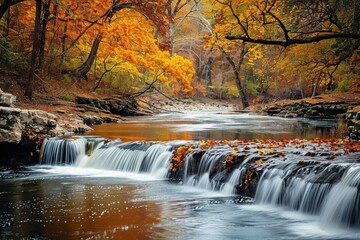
[226,32,360,47]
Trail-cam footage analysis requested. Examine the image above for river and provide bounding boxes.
[1,112,358,239]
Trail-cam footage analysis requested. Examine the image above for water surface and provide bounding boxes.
[1,167,358,240]
[86,112,346,141]
[0,112,355,239]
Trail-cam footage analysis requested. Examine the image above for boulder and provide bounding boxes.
[346,110,360,140]
[20,110,58,134]
[0,106,22,143]
[0,89,16,107]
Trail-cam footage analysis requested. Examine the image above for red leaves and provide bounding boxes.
[169,138,360,174]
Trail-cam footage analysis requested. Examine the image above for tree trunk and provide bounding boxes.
[37,0,51,69]
[25,0,41,100]
[201,56,213,86]
[0,0,25,19]
[3,3,11,36]
[311,74,321,98]
[221,46,249,108]
[75,33,102,78]
[0,0,10,20]
[60,7,69,67]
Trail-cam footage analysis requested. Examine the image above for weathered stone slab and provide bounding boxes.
[20,110,58,134]
[0,89,16,107]
[0,106,22,142]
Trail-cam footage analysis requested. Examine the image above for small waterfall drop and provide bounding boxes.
[40,137,104,165]
[220,168,246,195]
[40,138,86,165]
[184,146,231,191]
[82,141,173,178]
[39,138,174,178]
[320,165,360,228]
[255,161,360,227]
[39,137,360,228]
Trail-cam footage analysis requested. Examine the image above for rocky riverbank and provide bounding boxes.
[1,87,359,166]
[0,89,123,166]
[252,93,360,140]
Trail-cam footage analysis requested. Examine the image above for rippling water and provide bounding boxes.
[2,167,358,240]
[0,113,356,239]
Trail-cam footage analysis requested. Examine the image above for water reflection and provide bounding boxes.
[0,178,169,239]
[86,112,345,141]
[2,173,356,240]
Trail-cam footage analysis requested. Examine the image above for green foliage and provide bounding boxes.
[245,81,259,96]
[0,37,27,71]
[0,78,12,91]
[63,92,74,102]
[207,85,229,99]
[333,78,352,93]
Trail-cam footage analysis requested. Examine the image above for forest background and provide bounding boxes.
[0,0,359,109]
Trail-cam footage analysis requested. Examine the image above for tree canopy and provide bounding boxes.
[0,0,358,105]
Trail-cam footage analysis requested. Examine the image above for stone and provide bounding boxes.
[346,110,360,140]
[285,112,298,118]
[20,110,58,134]
[0,106,22,142]
[356,112,360,121]
[0,90,16,107]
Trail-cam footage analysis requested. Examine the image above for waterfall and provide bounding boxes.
[320,166,360,228]
[220,168,246,194]
[40,138,86,165]
[82,141,173,178]
[40,137,104,165]
[39,138,174,178]
[255,161,360,227]
[184,146,231,191]
[39,137,360,228]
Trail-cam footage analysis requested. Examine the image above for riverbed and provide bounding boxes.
[0,112,358,239]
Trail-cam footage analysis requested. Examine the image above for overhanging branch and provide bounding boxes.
[225,32,360,47]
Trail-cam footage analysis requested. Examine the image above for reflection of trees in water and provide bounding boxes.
[293,119,346,139]
[189,120,346,141]
[88,116,346,141]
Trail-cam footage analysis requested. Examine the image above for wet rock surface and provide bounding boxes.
[263,100,360,139]
[265,101,349,119]
[347,110,360,140]
[168,139,360,198]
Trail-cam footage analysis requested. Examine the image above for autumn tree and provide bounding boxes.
[4,0,195,99]
[203,0,360,103]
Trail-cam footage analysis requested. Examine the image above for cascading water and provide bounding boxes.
[183,146,232,191]
[255,161,360,228]
[40,138,86,165]
[320,165,360,228]
[39,138,175,179]
[40,137,104,165]
[220,168,246,194]
[38,137,360,229]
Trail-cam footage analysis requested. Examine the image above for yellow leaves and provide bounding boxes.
[170,145,190,172]
[256,159,263,165]
[244,170,254,190]
[258,148,276,156]
[199,140,216,147]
